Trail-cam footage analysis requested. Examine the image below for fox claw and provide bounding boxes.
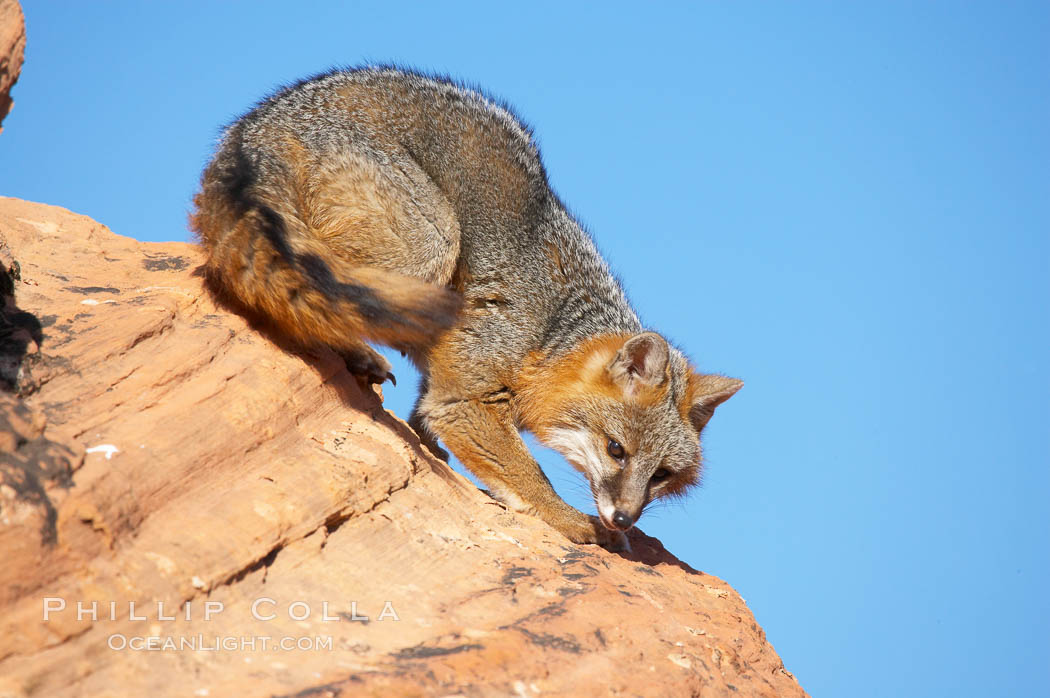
[364,370,395,387]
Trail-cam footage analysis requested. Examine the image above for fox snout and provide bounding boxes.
[601,509,637,531]
[595,487,645,532]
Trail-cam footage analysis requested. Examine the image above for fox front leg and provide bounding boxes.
[421,394,628,551]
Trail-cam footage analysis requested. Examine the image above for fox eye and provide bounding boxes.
[651,468,671,482]
[607,439,625,460]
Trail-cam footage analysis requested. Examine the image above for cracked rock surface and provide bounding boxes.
[0,197,807,697]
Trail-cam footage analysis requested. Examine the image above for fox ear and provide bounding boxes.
[608,332,669,394]
[688,374,743,432]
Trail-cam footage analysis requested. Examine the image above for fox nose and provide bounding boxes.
[611,510,634,531]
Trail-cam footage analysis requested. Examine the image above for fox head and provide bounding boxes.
[519,332,741,532]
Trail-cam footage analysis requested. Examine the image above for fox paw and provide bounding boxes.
[599,528,631,553]
[338,346,395,387]
[408,414,450,461]
[417,435,449,462]
[552,513,630,552]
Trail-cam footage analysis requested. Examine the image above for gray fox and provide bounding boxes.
[191,67,742,549]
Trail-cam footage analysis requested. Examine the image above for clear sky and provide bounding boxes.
[3,3,1047,696]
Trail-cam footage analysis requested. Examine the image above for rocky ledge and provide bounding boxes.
[0,197,806,697]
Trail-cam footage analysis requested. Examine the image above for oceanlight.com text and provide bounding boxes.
[106,634,334,652]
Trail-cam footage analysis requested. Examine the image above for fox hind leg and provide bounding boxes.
[408,377,450,460]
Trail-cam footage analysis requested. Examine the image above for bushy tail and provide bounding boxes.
[286,250,463,349]
[192,196,462,353]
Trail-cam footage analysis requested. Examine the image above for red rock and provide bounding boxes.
[0,0,24,134]
[0,197,807,697]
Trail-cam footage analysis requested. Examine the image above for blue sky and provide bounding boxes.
[3,2,1047,696]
